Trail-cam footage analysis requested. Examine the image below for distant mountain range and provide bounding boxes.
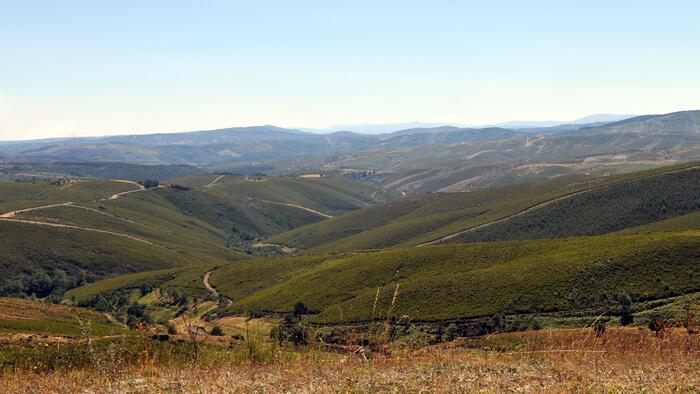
[308,114,636,134]
[2,112,699,186]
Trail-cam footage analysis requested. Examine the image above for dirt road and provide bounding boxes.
[0,217,157,245]
[203,270,232,307]
[0,180,157,244]
[204,175,226,188]
[108,181,145,200]
[256,199,333,218]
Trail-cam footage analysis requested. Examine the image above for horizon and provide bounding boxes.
[2,1,700,140]
[0,111,656,143]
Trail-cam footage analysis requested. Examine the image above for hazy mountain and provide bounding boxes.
[2,111,699,169]
[313,122,472,135]
[579,111,700,134]
[492,114,635,129]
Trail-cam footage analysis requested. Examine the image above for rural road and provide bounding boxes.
[0,217,157,245]
[204,175,226,188]
[203,270,232,307]
[203,271,219,297]
[256,199,333,218]
[108,181,145,200]
[0,202,73,218]
[0,180,157,245]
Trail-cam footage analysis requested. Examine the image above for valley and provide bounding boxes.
[2,113,700,392]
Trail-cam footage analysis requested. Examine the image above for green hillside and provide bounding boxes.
[212,231,700,324]
[267,174,599,251]
[53,162,700,330]
[0,174,385,301]
[446,165,700,244]
[158,174,389,248]
[0,179,138,213]
[269,163,700,252]
[0,220,197,299]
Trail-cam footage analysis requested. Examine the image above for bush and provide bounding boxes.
[444,323,459,341]
[166,322,177,335]
[210,326,224,336]
[293,301,308,317]
[271,314,309,346]
[393,326,433,349]
[618,294,635,326]
[142,180,159,189]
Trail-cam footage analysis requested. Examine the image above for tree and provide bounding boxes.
[142,180,159,189]
[618,294,634,326]
[293,301,308,317]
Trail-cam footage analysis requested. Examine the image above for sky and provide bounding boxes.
[1,1,699,140]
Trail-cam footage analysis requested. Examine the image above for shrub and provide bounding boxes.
[444,323,459,341]
[618,294,635,326]
[166,322,178,335]
[293,301,308,317]
[210,325,224,336]
[142,180,160,189]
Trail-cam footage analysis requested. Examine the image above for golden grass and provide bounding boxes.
[2,327,698,393]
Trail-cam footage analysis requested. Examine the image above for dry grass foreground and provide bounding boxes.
[2,327,699,393]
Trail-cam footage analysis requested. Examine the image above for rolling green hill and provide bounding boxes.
[0,220,197,299]
[0,174,385,300]
[445,165,700,244]
[208,231,700,324]
[269,163,700,252]
[55,162,700,330]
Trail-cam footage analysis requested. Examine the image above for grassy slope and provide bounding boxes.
[17,189,248,261]
[448,165,700,244]
[269,163,700,252]
[154,175,391,245]
[0,220,198,283]
[32,175,386,301]
[208,255,330,302]
[616,210,700,234]
[0,297,118,336]
[213,231,700,324]
[209,175,383,215]
[0,179,138,213]
[268,174,605,251]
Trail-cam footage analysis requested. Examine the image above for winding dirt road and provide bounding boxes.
[107,181,145,200]
[203,271,219,297]
[0,202,73,218]
[0,217,157,245]
[203,270,232,307]
[255,198,333,218]
[0,180,157,245]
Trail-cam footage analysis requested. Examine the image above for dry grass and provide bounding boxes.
[2,327,698,393]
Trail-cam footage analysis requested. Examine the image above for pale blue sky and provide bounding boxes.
[1,1,699,140]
